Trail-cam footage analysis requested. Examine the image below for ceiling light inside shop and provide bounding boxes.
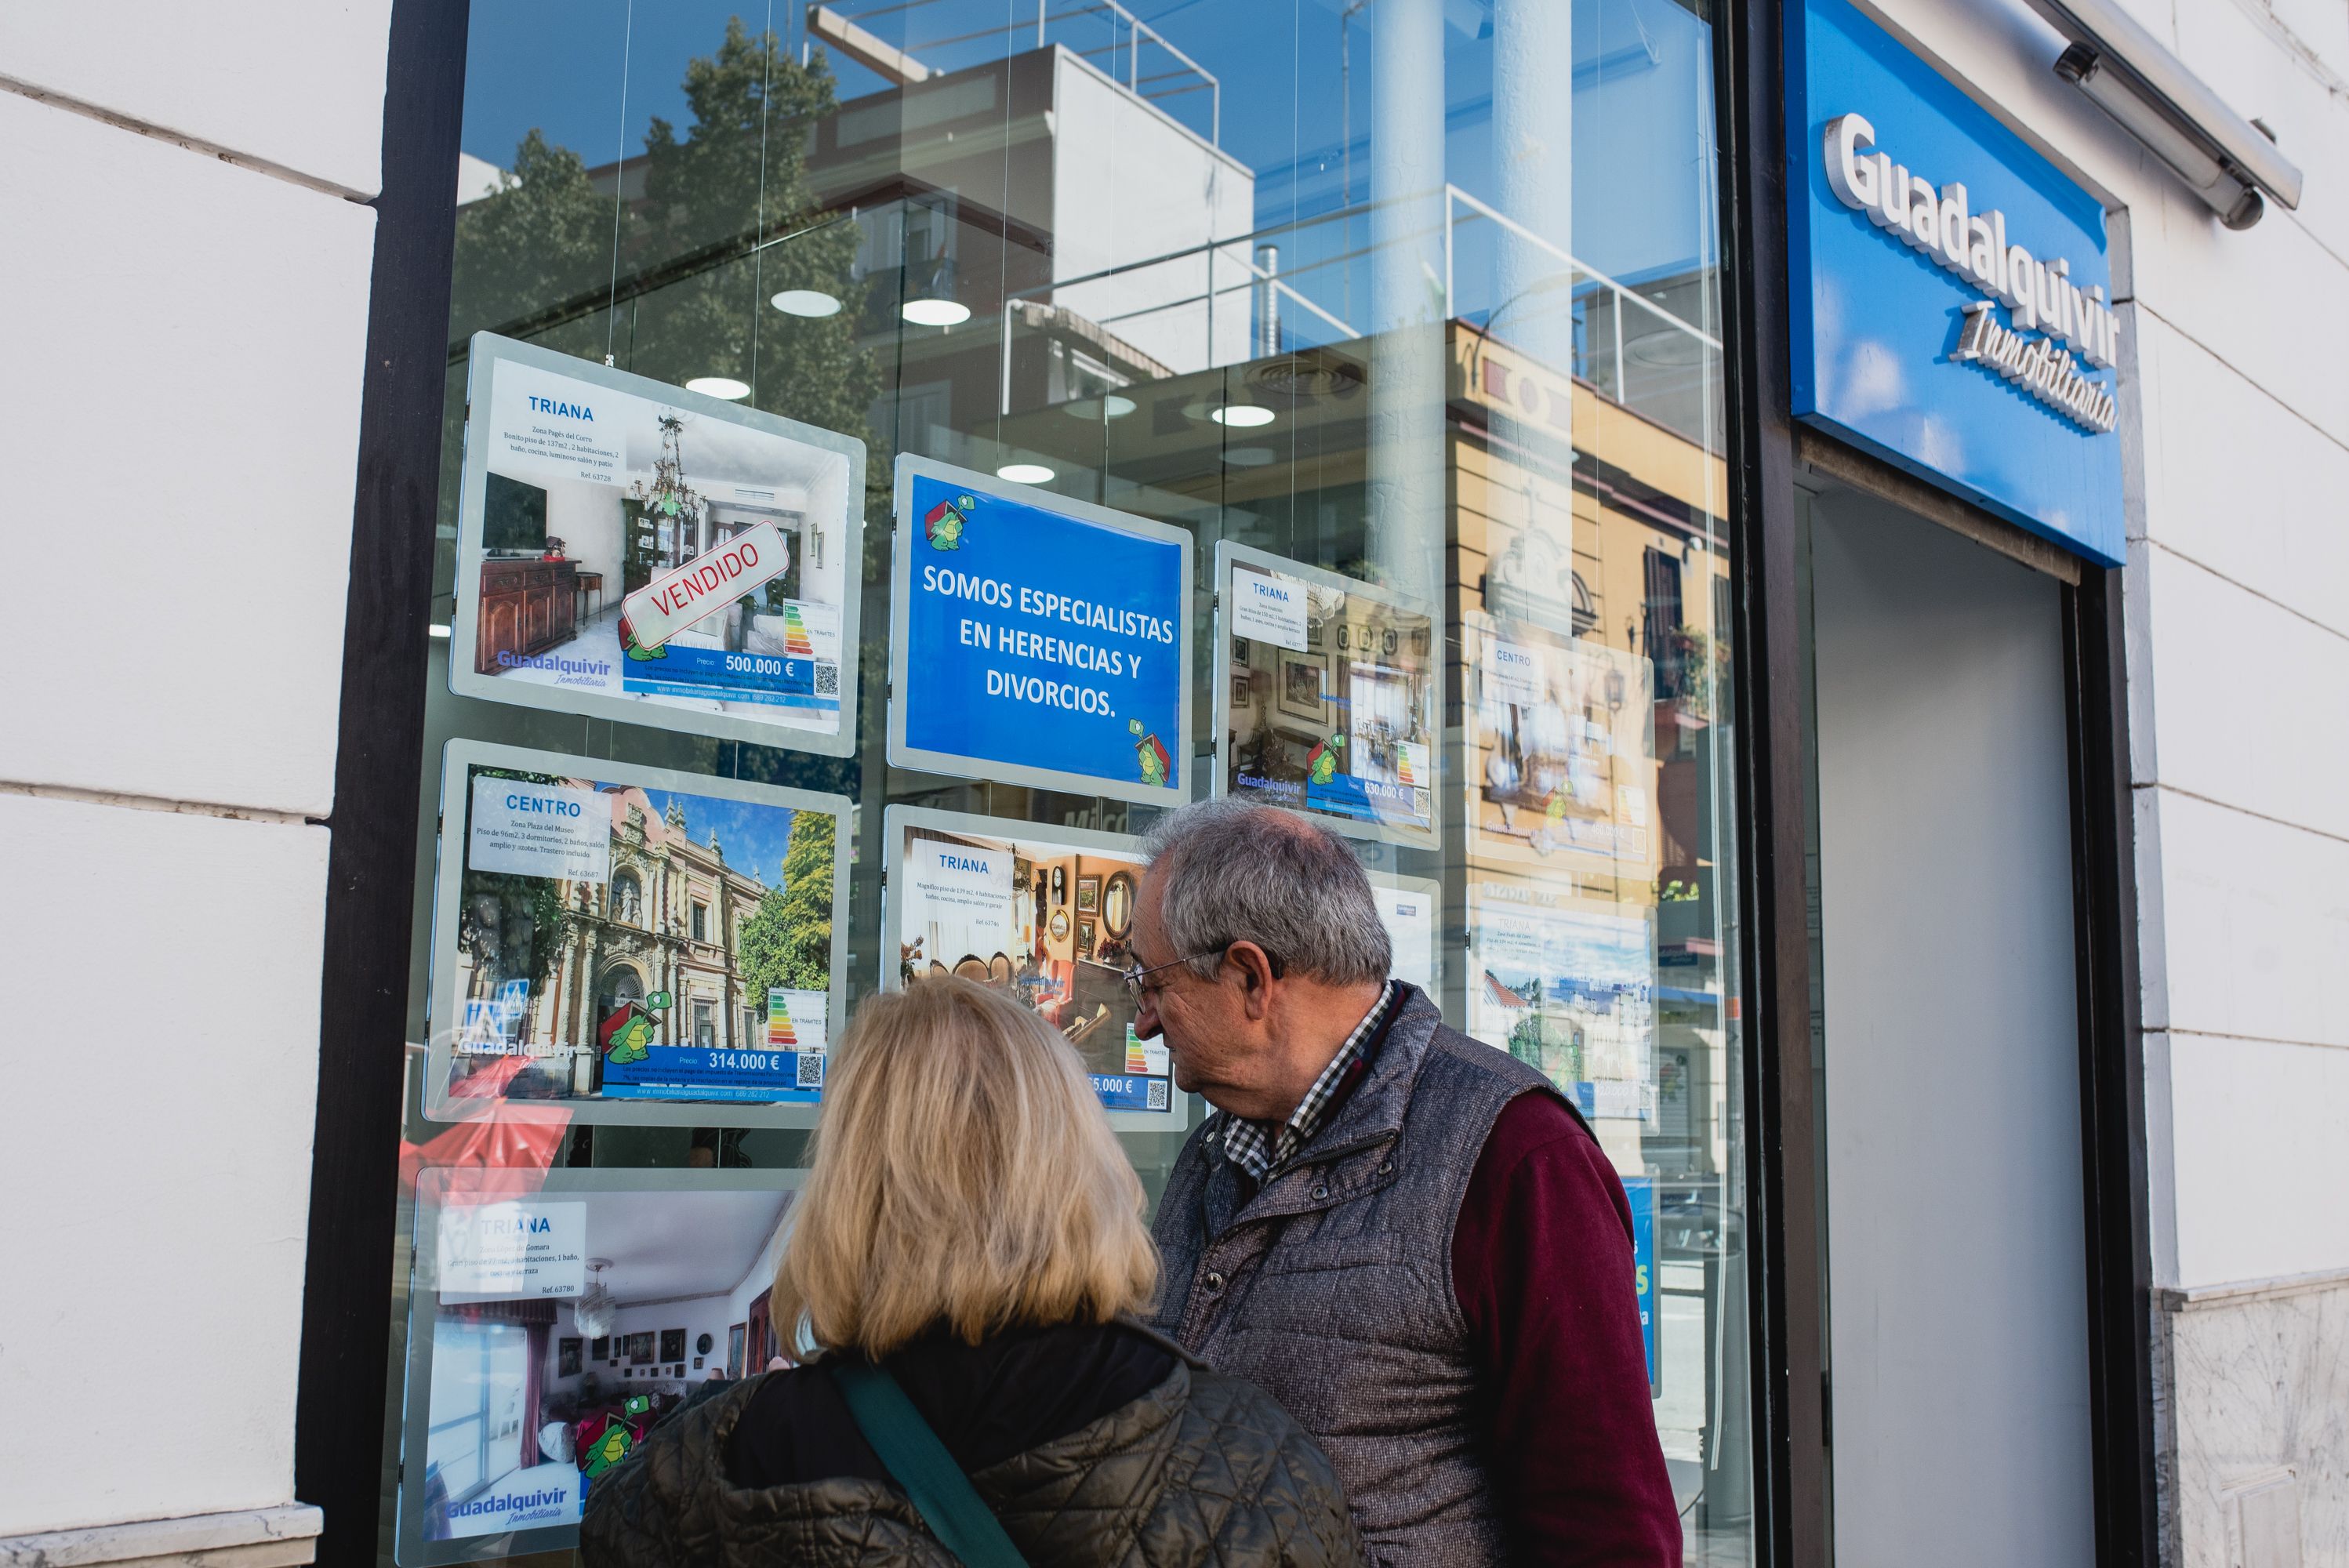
[1063,394,1138,420]
[1211,404,1276,427]
[771,289,843,317]
[902,298,971,327]
[1222,448,1276,468]
[997,462,1056,484]
[427,624,451,639]
[686,376,751,400]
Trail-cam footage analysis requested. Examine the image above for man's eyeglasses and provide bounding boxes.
[1120,942,1284,1002]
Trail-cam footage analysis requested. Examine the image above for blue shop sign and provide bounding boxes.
[888,457,1194,807]
[1788,0,2124,565]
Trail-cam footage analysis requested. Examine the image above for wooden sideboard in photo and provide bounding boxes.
[475,557,579,674]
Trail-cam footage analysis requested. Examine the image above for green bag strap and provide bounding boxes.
[830,1360,1032,1568]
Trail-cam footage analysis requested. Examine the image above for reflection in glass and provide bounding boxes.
[399,2,1746,1561]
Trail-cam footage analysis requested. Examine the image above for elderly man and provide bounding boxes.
[1131,799,1678,1566]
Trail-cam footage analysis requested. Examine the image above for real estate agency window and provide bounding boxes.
[372,2,1754,1561]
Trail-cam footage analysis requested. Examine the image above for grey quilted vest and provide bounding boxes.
[1150,983,1564,1566]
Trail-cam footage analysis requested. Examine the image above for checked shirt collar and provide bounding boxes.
[1218,980,1396,1184]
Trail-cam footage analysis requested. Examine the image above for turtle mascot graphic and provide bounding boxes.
[577,1395,655,1483]
[1128,719,1171,788]
[923,492,977,550]
[1305,731,1347,786]
[616,610,666,662]
[597,996,663,1066]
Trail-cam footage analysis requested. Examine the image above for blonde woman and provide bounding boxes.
[583,977,1364,1568]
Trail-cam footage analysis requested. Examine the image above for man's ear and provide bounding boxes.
[1228,942,1278,1021]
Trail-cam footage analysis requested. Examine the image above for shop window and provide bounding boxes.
[385,5,1750,1563]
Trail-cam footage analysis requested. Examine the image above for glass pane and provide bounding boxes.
[387,1,1748,1560]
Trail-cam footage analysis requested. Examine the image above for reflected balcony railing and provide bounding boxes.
[987,184,1722,447]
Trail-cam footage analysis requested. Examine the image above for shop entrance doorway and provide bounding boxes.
[1799,483,2097,1565]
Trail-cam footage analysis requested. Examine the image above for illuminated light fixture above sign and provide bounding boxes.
[1211,404,1276,427]
[771,289,843,317]
[995,462,1055,484]
[902,298,971,327]
[684,376,750,401]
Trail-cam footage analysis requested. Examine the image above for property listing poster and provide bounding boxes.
[1368,873,1441,995]
[883,807,1182,1126]
[889,459,1191,807]
[1218,543,1440,847]
[426,741,848,1124]
[1464,610,1655,873]
[449,334,864,753]
[1467,876,1657,1129]
[402,1171,801,1562]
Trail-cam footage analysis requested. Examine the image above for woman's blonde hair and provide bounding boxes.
[772,976,1159,1357]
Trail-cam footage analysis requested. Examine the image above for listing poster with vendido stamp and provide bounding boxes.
[423,739,850,1128]
[448,333,866,754]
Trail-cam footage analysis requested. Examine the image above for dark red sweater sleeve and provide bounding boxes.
[1452,1092,1682,1566]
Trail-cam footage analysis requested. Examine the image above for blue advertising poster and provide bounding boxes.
[1787,0,2123,564]
[1623,1174,1659,1388]
[888,459,1193,807]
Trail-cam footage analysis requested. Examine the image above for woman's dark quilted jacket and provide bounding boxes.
[580,1351,1368,1567]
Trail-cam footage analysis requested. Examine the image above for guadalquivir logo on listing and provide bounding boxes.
[1821,111,2118,434]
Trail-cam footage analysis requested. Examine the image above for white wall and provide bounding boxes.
[1050,50,1255,374]
[1861,0,2349,1560]
[0,4,387,1540]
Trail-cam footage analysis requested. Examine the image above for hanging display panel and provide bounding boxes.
[448,333,866,754]
[1212,543,1440,849]
[396,1167,804,1564]
[881,804,1188,1131]
[887,457,1193,807]
[1463,610,1656,876]
[424,739,850,1128]
[1367,869,1443,996]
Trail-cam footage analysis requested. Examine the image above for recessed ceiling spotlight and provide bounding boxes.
[1063,394,1138,420]
[771,289,842,318]
[996,462,1055,484]
[686,376,750,400]
[1211,404,1276,427]
[902,299,972,327]
[1222,447,1276,467]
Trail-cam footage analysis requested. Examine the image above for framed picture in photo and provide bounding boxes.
[1076,920,1096,958]
[1278,651,1328,723]
[590,1338,611,1362]
[728,1323,747,1379]
[626,1331,655,1365]
[557,1338,583,1377]
[659,1328,687,1363]
[1076,876,1100,913]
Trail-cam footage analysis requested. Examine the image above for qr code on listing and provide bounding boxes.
[815,662,839,695]
[1147,1079,1170,1111]
[796,1051,826,1088]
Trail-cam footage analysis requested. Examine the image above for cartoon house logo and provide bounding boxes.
[923,492,976,550]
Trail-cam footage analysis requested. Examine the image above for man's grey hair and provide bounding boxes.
[1142,799,1391,985]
